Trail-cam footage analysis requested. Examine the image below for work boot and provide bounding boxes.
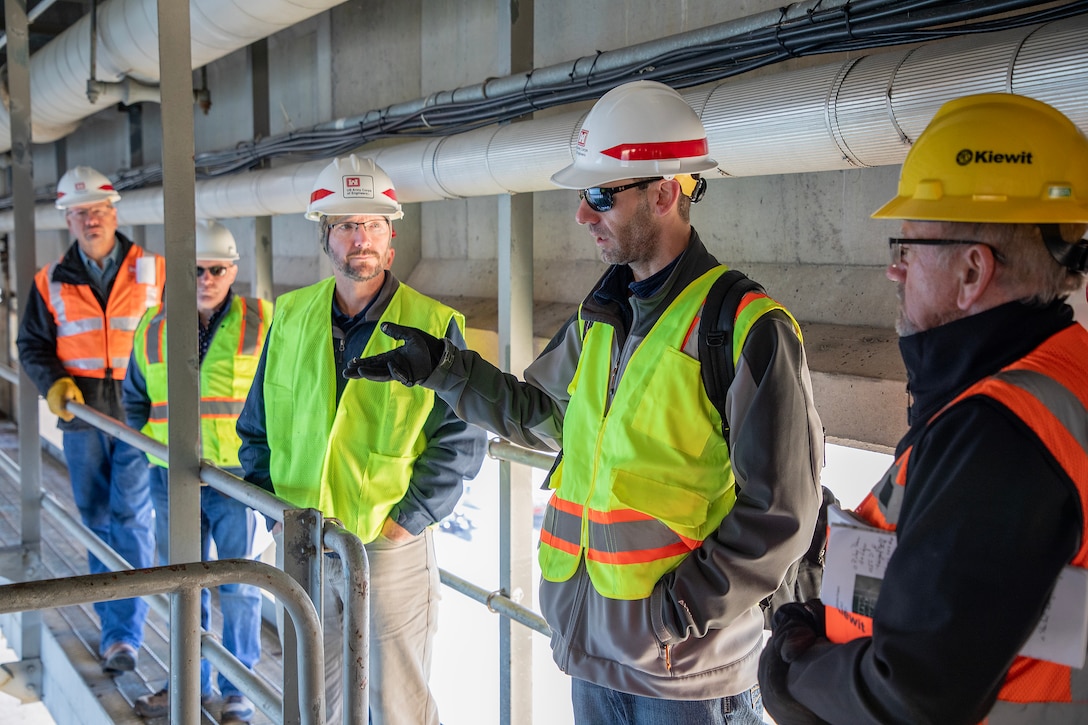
[100,642,138,675]
[221,695,255,724]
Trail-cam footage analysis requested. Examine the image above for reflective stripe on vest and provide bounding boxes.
[36,245,165,380]
[539,267,799,600]
[135,295,272,468]
[263,278,464,544]
[827,324,1088,721]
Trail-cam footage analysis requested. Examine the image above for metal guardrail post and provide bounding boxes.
[282,508,323,725]
[322,524,369,725]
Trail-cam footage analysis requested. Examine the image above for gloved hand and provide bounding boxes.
[758,600,831,725]
[46,376,84,422]
[344,322,446,387]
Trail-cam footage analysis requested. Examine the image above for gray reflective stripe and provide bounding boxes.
[146,315,167,365]
[995,368,1088,455]
[988,699,1088,724]
[111,357,129,370]
[872,464,904,525]
[65,357,106,370]
[542,503,582,547]
[110,316,143,332]
[241,299,264,355]
[588,518,686,554]
[57,317,103,337]
[149,402,168,421]
[44,263,66,324]
[200,400,246,416]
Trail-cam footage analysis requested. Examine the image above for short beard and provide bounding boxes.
[598,196,657,267]
[333,252,381,282]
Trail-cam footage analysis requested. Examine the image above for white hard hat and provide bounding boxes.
[195,219,240,261]
[550,81,718,189]
[305,155,404,221]
[55,166,122,210]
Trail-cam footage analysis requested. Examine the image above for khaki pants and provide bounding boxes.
[277,528,441,725]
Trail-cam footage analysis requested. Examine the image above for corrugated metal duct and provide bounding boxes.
[0,0,348,149]
[5,14,1087,231]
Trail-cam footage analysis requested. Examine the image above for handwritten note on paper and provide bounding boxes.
[820,511,897,616]
[1018,566,1088,669]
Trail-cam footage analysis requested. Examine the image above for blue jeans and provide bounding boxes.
[62,429,154,655]
[149,466,262,697]
[571,679,764,725]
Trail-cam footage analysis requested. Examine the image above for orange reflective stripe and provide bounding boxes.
[550,496,584,516]
[586,541,694,565]
[586,507,654,524]
[825,607,873,643]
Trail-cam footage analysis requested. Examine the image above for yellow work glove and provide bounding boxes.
[46,377,84,422]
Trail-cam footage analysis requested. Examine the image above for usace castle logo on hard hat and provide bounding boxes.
[577,129,588,147]
[343,175,375,199]
[956,149,1034,166]
[75,182,87,191]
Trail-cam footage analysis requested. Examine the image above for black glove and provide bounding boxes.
[343,322,446,386]
[758,600,831,725]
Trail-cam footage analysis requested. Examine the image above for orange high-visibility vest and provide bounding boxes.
[35,243,165,379]
[826,324,1088,723]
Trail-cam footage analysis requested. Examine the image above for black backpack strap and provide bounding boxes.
[698,269,765,440]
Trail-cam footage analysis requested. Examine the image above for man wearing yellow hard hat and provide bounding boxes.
[759,94,1088,724]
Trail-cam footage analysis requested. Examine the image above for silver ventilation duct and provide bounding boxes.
[3,14,1086,232]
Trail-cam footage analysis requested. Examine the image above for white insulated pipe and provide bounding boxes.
[5,14,1088,232]
[0,0,348,148]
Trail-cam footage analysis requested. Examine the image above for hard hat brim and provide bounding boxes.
[872,195,1088,224]
[550,157,717,190]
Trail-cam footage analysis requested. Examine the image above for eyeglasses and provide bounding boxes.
[888,237,1007,267]
[196,265,231,278]
[329,220,389,239]
[66,206,115,221]
[578,178,662,212]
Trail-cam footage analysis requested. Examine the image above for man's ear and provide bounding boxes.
[957,244,998,310]
[652,178,682,216]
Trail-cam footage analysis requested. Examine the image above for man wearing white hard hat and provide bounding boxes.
[123,220,270,724]
[17,166,165,676]
[236,155,486,725]
[346,80,823,723]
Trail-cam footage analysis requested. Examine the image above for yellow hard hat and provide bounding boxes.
[872,93,1088,224]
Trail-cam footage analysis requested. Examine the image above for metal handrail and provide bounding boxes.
[39,492,284,722]
[0,560,326,725]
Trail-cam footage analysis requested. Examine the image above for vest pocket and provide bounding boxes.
[611,468,710,532]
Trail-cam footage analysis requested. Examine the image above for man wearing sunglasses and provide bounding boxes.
[17,166,165,676]
[346,80,824,724]
[759,94,1088,725]
[123,220,270,724]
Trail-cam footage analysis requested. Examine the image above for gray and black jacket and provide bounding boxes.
[425,229,823,699]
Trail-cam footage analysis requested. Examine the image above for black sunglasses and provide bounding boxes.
[888,238,1006,267]
[196,265,231,278]
[579,178,662,212]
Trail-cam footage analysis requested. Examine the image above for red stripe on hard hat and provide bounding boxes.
[99,184,116,192]
[310,188,335,204]
[382,189,398,202]
[600,138,708,161]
